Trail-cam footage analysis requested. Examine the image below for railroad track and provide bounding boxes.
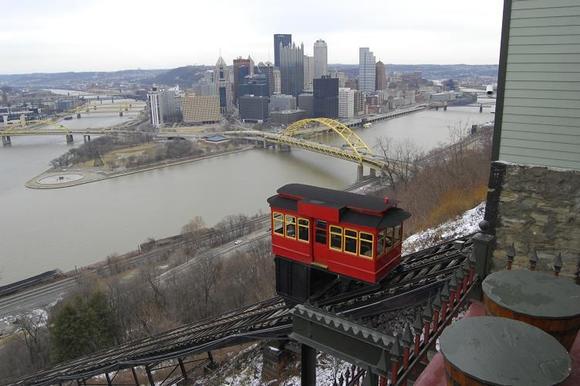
[11,297,292,385]
[13,235,474,386]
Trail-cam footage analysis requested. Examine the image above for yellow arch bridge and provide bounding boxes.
[225,118,394,179]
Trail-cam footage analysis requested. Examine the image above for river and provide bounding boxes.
[0,105,493,284]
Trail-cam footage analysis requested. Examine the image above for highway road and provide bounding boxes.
[0,219,270,336]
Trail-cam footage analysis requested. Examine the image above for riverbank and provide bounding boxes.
[25,146,255,189]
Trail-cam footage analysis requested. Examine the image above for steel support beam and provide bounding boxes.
[301,344,317,386]
[145,365,155,386]
[131,367,139,386]
[178,358,188,379]
[105,372,112,386]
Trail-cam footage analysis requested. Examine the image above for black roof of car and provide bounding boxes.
[268,184,411,228]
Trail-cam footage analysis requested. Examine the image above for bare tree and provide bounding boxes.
[14,313,50,370]
[375,137,423,191]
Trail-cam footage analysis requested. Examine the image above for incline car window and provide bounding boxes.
[298,218,309,242]
[285,215,296,238]
[315,220,327,244]
[359,232,374,258]
[344,229,358,254]
[329,226,343,251]
[273,212,284,235]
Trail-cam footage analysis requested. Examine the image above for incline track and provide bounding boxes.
[13,235,474,386]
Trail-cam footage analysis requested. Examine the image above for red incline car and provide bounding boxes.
[268,183,411,302]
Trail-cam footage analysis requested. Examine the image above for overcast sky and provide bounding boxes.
[0,0,504,74]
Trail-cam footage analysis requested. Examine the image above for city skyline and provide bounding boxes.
[1,0,504,74]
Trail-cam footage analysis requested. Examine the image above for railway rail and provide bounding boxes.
[12,235,475,386]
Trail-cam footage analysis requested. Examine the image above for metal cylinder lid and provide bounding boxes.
[440,316,571,385]
[482,270,580,319]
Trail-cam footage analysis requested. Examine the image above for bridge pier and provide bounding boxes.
[357,164,364,181]
[83,134,91,143]
[2,136,11,146]
[66,134,74,144]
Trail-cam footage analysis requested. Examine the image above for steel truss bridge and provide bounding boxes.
[11,235,483,386]
[225,118,394,172]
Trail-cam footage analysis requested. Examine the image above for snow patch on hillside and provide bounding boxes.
[403,202,485,254]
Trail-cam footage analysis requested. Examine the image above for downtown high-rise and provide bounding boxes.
[313,39,328,79]
[358,47,376,93]
[280,42,304,97]
[274,34,292,68]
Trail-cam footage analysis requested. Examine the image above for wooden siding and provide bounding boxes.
[499,0,580,170]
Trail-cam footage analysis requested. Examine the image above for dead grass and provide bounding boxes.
[423,184,487,230]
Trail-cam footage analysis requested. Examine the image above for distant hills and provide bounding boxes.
[0,64,497,89]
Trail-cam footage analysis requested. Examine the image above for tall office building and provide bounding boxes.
[338,88,355,119]
[147,90,162,128]
[147,87,181,128]
[303,55,314,91]
[233,57,251,104]
[359,47,376,93]
[274,34,292,68]
[375,60,386,91]
[256,62,275,96]
[313,39,328,79]
[181,95,220,124]
[198,70,217,96]
[238,73,269,98]
[273,68,281,94]
[280,42,304,97]
[215,56,232,113]
[313,76,338,118]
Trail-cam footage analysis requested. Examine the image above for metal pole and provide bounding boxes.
[131,367,139,386]
[178,358,188,379]
[105,373,112,386]
[145,365,155,386]
[301,344,317,386]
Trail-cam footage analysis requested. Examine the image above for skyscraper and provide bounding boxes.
[313,76,338,118]
[303,55,314,91]
[273,68,281,94]
[274,34,292,68]
[256,62,275,96]
[359,47,376,93]
[233,57,251,104]
[313,39,328,79]
[280,42,304,97]
[375,60,386,91]
[215,56,232,113]
[338,88,355,118]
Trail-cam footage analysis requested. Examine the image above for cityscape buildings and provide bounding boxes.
[147,87,181,128]
[233,57,252,104]
[280,42,304,97]
[239,95,269,122]
[297,93,314,118]
[313,39,328,79]
[256,62,275,96]
[375,60,386,91]
[238,73,269,98]
[215,56,232,113]
[338,87,355,118]
[269,94,296,111]
[303,55,314,91]
[181,95,220,124]
[359,47,376,93]
[273,68,282,94]
[273,34,292,68]
[313,76,338,118]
